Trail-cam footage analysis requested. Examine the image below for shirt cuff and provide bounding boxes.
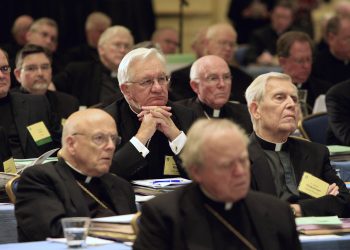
[130,137,150,158]
[169,131,187,155]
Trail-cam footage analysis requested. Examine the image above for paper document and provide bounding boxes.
[132,178,191,188]
[92,214,135,224]
[47,236,114,245]
[296,216,342,226]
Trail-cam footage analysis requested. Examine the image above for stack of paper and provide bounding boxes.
[89,214,137,242]
[296,216,350,235]
[327,145,350,161]
[132,178,192,196]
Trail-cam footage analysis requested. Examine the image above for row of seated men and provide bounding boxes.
[0,46,348,249]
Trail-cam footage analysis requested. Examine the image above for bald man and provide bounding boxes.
[176,55,252,134]
[15,109,136,242]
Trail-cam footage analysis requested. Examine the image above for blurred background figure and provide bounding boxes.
[151,27,179,54]
[64,12,112,64]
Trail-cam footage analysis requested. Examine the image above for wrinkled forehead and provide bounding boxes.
[0,50,9,64]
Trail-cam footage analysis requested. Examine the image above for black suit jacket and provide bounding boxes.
[15,158,137,242]
[326,79,350,145]
[9,92,61,158]
[311,48,350,85]
[134,183,301,250]
[176,97,253,134]
[170,64,252,104]
[104,98,197,180]
[0,127,12,171]
[53,60,122,107]
[249,133,350,217]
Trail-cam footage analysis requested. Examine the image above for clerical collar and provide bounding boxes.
[200,100,222,118]
[255,133,287,152]
[200,186,233,210]
[110,71,118,78]
[64,160,92,184]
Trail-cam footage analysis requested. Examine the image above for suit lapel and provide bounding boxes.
[10,93,29,151]
[55,159,90,216]
[289,138,308,183]
[249,134,277,195]
[245,194,280,250]
[180,184,213,250]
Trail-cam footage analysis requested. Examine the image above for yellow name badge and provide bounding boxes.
[298,172,329,198]
[163,156,180,176]
[27,121,52,146]
[3,157,16,174]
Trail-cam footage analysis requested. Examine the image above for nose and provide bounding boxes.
[105,137,116,151]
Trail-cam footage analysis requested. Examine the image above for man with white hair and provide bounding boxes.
[134,119,301,250]
[15,109,136,242]
[246,72,350,217]
[104,48,197,180]
[170,23,252,104]
[53,25,134,107]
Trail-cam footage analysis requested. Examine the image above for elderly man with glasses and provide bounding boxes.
[15,108,137,242]
[176,55,252,134]
[104,48,197,181]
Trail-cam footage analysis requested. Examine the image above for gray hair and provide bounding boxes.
[29,17,58,33]
[245,72,292,106]
[180,119,248,178]
[98,25,134,47]
[117,47,166,86]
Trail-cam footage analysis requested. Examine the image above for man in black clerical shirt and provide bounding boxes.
[15,109,136,242]
[134,119,301,250]
[14,44,79,123]
[53,25,134,107]
[246,72,350,217]
[104,48,196,181]
[176,55,252,134]
[0,47,60,158]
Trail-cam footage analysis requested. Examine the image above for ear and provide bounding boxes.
[65,136,77,155]
[14,68,22,83]
[97,44,104,56]
[190,80,199,94]
[120,84,131,99]
[249,101,261,121]
[188,165,202,183]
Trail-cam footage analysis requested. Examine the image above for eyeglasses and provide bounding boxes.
[0,65,11,74]
[33,30,58,43]
[72,132,121,146]
[216,40,236,48]
[198,74,232,85]
[21,64,51,73]
[112,42,131,50]
[129,75,170,88]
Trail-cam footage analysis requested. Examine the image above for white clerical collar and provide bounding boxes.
[64,160,92,184]
[200,186,233,211]
[255,133,286,152]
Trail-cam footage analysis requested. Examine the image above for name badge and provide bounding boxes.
[298,172,329,198]
[27,121,52,146]
[163,155,180,176]
[3,157,16,174]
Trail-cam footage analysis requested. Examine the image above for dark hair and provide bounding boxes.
[273,0,296,13]
[15,44,52,69]
[277,31,313,57]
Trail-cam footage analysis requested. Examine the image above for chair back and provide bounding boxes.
[5,175,20,203]
[298,112,329,145]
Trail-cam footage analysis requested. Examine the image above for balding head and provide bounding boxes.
[61,109,117,177]
[12,15,33,46]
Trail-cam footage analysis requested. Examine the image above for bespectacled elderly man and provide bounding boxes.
[104,48,197,181]
[176,55,252,134]
[15,109,137,242]
[134,119,301,250]
[53,25,134,107]
[246,72,350,217]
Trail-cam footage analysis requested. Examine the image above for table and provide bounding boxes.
[0,241,131,250]
[300,234,350,250]
[0,203,17,243]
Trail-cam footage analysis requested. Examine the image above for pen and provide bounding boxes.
[152,180,182,184]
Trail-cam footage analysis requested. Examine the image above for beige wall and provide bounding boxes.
[153,0,230,53]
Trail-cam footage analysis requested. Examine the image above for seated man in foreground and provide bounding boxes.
[134,119,301,250]
[15,109,137,242]
[245,72,350,217]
